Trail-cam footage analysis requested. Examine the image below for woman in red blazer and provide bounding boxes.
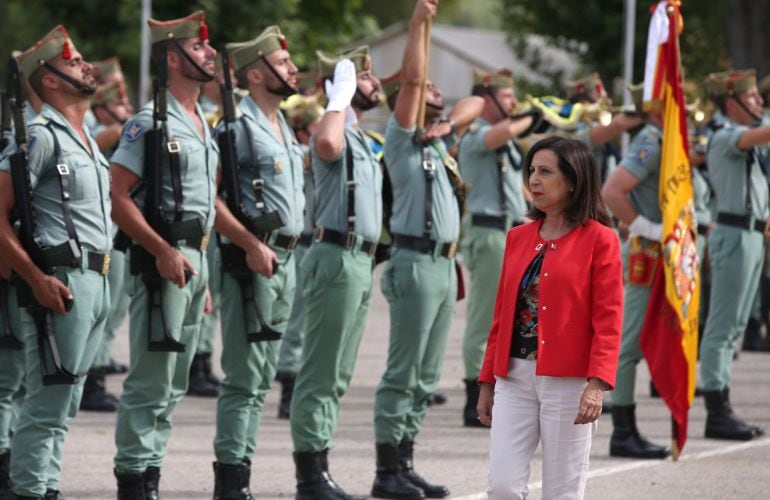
[477,136,623,500]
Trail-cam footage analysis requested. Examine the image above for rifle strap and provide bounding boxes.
[164,124,184,222]
[240,117,268,213]
[345,134,357,236]
[0,279,23,349]
[494,148,509,216]
[45,123,81,264]
[422,145,435,239]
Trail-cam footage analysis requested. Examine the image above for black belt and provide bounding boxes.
[716,212,765,233]
[315,227,377,257]
[85,251,112,276]
[265,233,301,251]
[392,233,458,258]
[471,214,506,231]
[298,233,313,247]
[697,224,709,236]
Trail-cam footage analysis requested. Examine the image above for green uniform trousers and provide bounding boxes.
[214,246,296,464]
[700,225,763,391]
[11,266,109,497]
[276,243,308,376]
[374,249,456,445]
[460,224,506,379]
[613,239,653,406]
[0,280,25,454]
[197,236,221,355]
[114,246,208,473]
[290,242,374,452]
[93,249,130,368]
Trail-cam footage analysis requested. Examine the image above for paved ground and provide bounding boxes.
[61,265,770,499]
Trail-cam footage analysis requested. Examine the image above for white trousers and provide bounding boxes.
[487,359,598,500]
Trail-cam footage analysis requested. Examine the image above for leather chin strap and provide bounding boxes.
[260,57,296,98]
[170,39,214,82]
[730,94,761,124]
[487,89,509,121]
[42,63,95,95]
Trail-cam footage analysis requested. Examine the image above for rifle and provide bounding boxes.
[129,41,197,352]
[0,89,10,152]
[217,48,280,342]
[6,57,76,383]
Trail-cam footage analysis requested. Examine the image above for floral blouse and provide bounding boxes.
[510,250,545,360]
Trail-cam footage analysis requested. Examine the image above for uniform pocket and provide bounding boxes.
[69,161,102,201]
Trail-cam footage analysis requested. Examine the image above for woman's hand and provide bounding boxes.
[574,378,606,424]
[477,382,494,427]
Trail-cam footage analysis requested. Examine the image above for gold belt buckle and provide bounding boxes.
[199,232,211,252]
[447,241,458,259]
[101,252,111,276]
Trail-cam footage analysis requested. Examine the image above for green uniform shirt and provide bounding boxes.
[693,167,712,226]
[621,124,663,223]
[112,93,219,233]
[220,96,305,236]
[0,104,112,251]
[311,127,383,241]
[707,121,770,220]
[459,118,527,222]
[383,116,460,242]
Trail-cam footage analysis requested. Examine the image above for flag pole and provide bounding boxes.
[138,0,152,105]
[621,0,637,155]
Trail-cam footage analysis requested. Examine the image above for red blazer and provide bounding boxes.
[478,219,623,388]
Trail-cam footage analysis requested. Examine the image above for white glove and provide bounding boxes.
[628,215,662,241]
[325,59,357,112]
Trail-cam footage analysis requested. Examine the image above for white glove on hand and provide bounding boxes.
[325,59,357,112]
[628,215,662,241]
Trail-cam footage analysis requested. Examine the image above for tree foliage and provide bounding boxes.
[501,0,733,98]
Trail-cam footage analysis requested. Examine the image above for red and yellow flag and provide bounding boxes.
[638,0,700,459]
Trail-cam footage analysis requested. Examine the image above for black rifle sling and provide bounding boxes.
[746,147,755,215]
[240,116,268,213]
[45,123,81,266]
[165,125,184,222]
[494,147,509,216]
[422,145,435,239]
[345,135,356,237]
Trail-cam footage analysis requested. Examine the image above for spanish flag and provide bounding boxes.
[638,0,700,459]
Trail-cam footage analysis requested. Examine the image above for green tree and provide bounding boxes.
[501,0,731,97]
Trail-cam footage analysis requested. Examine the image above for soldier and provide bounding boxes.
[289,47,382,499]
[372,1,483,498]
[601,100,672,459]
[457,68,536,427]
[211,26,304,498]
[698,69,769,440]
[79,81,134,413]
[0,25,112,499]
[276,93,324,419]
[110,11,221,497]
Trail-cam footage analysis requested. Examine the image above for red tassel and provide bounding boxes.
[199,24,209,41]
[61,41,72,60]
[596,81,604,95]
[280,37,288,50]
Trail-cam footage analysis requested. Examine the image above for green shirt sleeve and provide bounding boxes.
[621,128,661,182]
[110,112,153,177]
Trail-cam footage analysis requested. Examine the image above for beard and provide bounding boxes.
[266,75,297,98]
[352,88,380,111]
[181,58,214,83]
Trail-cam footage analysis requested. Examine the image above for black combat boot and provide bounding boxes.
[187,354,218,397]
[276,372,295,420]
[115,469,146,500]
[43,490,66,500]
[143,467,159,500]
[397,441,449,498]
[79,368,118,412]
[371,443,425,500]
[202,352,221,387]
[704,389,764,440]
[425,393,446,407]
[609,405,671,459]
[104,358,129,375]
[213,462,251,500]
[0,451,10,495]
[462,379,484,428]
[238,459,254,500]
[294,451,354,500]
